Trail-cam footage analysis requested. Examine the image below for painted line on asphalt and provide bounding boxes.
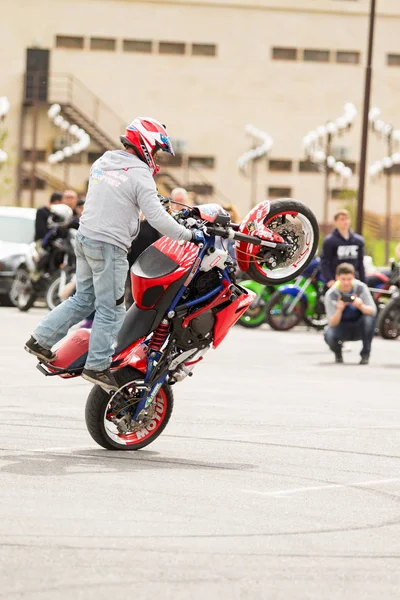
[243,477,400,497]
[228,425,400,439]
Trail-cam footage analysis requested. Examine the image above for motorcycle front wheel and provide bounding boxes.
[85,367,174,451]
[10,267,37,312]
[378,298,400,339]
[245,199,319,285]
[46,274,63,311]
[302,289,328,330]
[266,290,306,331]
[238,301,267,328]
[238,285,273,328]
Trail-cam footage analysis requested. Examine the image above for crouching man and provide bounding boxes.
[324,263,377,365]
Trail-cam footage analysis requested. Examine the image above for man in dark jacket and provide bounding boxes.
[321,209,365,287]
[34,192,63,242]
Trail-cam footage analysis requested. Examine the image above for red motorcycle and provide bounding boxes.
[37,198,318,451]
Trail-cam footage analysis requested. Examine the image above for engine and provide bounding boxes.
[191,269,220,298]
[189,310,215,337]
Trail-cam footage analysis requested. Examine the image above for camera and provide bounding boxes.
[340,292,355,303]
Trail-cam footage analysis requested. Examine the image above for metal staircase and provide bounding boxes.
[24,72,126,152]
[48,74,126,151]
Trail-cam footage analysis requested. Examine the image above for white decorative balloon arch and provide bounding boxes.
[237,124,273,172]
[302,102,358,182]
[47,104,91,164]
[367,107,400,179]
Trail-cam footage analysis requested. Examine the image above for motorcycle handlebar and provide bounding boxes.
[204,224,289,250]
[205,225,262,246]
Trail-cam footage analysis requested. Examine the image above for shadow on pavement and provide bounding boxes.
[0,448,256,477]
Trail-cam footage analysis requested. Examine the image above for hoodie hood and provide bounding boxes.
[332,228,358,243]
[95,150,150,172]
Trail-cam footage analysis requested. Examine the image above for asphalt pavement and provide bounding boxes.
[0,307,399,600]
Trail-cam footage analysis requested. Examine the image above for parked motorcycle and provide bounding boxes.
[36,198,319,451]
[11,228,76,312]
[265,256,327,331]
[45,231,77,310]
[237,280,275,328]
[378,289,400,339]
[366,260,400,312]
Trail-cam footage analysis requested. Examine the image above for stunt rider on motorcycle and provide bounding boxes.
[25,117,204,391]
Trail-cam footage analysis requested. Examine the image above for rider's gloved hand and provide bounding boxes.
[191,229,206,245]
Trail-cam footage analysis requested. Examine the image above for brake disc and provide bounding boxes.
[109,389,157,434]
[264,219,305,269]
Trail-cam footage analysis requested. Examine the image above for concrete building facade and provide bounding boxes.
[1,0,400,230]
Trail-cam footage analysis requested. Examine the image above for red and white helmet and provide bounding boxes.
[120,117,174,176]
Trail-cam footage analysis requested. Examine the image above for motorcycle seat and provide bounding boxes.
[366,272,389,288]
[114,304,157,354]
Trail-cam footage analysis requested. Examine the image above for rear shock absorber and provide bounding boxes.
[148,319,169,352]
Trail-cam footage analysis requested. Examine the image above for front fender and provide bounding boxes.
[275,284,307,300]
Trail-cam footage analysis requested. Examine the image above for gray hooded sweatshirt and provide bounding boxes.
[79,150,192,251]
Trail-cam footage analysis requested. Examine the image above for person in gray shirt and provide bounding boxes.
[25,117,204,391]
[324,262,377,365]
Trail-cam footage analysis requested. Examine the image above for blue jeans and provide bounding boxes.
[34,232,128,370]
[324,315,376,358]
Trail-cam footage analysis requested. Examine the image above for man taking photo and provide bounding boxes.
[324,263,376,364]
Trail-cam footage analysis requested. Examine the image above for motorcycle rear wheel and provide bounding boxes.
[266,290,306,331]
[378,299,400,339]
[85,367,174,451]
[245,199,319,285]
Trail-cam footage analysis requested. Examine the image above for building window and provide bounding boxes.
[272,47,297,61]
[336,51,360,64]
[159,42,186,55]
[23,149,46,162]
[123,39,152,53]
[90,37,116,51]
[387,54,400,66]
[157,153,183,167]
[188,184,214,196]
[303,49,330,62]
[268,159,292,172]
[192,44,217,57]
[56,35,84,50]
[22,177,46,190]
[268,187,292,198]
[87,152,103,164]
[299,161,320,173]
[188,156,215,168]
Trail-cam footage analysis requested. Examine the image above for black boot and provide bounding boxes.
[82,368,119,391]
[24,336,57,362]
